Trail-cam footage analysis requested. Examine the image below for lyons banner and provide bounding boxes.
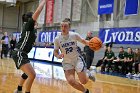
[99,27,140,45]
[125,0,139,16]
[98,0,114,14]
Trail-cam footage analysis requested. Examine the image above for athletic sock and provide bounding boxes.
[84,89,89,93]
[17,85,22,91]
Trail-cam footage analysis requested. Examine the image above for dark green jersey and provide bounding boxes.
[126,52,134,59]
[118,51,127,59]
[15,18,36,53]
[106,51,115,59]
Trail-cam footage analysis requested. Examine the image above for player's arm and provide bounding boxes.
[75,33,89,46]
[53,38,63,59]
[54,49,59,58]
[32,0,46,21]
[54,49,63,59]
[110,52,115,60]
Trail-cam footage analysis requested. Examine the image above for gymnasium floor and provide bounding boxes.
[0,58,140,93]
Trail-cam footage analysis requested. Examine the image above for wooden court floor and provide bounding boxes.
[0,58,140,93]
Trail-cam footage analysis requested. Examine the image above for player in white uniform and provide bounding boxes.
[54,18,95,93]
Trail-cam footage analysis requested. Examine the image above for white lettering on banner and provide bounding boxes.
[41,32,46,42]
[104,29,111,43]
[104,29,140,43]
[52,31,57,42]
[40,32,57,42]
[100,4,112,9]
[111,32,119,42]
[135,32,140,41]
[125,31,133,41]
[118,32,125,42]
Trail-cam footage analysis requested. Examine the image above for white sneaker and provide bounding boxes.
[136,73,140,78]
[90,66,96,70]
[126,72,131,76]
[89,71,96,82]
[14,89,22,93]
[132,74,137,77]
[89,74,96,82]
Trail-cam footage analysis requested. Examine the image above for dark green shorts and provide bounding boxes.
[12,50,30,69]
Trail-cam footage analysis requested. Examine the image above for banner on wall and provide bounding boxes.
[38,0,46,24]
[38,30,75,43]
[38,31,58,43]
[53,0,62,23]
[99,27,140,45]
[125,0,139,16]
[46,0,54,24]
[62,0,72,20]
[72,0,82,21]
[98,0,114,15]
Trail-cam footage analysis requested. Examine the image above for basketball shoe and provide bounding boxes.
[14,89,22,93]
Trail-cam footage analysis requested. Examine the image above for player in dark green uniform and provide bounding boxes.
[114,46,127,73]
[12,0,46,93]
[101,46,115,72]
[125,47,134,76]
[133,48,140,77]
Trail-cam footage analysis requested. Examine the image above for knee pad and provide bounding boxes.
[21,73,28,79]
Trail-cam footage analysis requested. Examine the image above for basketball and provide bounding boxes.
[89,37,102,51]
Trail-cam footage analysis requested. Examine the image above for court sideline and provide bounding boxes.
[0,58,140,93]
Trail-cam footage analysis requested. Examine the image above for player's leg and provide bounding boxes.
[20,63,36,93]
[1,48,4,59]
[12,51,35,93]
[64,69,87,92]
[86,54,92,69]
[14,73,28,93]
[76,56,94,93]
[138,63,140,72]
[63,63,87,92]
[137,63,140,77]
[101,60,105,72]
[79,56,95,81]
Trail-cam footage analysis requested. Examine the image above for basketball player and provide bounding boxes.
[12,0,46,93]
[54,18,95,93]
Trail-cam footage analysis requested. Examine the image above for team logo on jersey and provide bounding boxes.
[61,41,75,48]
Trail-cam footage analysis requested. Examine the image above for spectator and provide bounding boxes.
[96,43,113,68]
[114,46,127,73]
[132,48,140,77]
[96,45,108,67]
[10,37,17,58]
[84,31,94,70]
[125,47,134,76]
[101,46,115,72]
[1,32,9,59]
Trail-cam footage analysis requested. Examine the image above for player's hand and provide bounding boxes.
[57,54,64,59]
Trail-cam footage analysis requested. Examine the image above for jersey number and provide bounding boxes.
[65,47,73,54]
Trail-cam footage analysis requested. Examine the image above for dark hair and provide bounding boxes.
[105,42,113,48]
[22,12,33,23]
[120,46,123,49]
[62,18,71,26]
[63,18,71,22]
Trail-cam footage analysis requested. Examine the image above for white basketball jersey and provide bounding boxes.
[54,32,81,62]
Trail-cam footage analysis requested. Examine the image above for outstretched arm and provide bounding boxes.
[32,0,46,21]
[75,33,89,46]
